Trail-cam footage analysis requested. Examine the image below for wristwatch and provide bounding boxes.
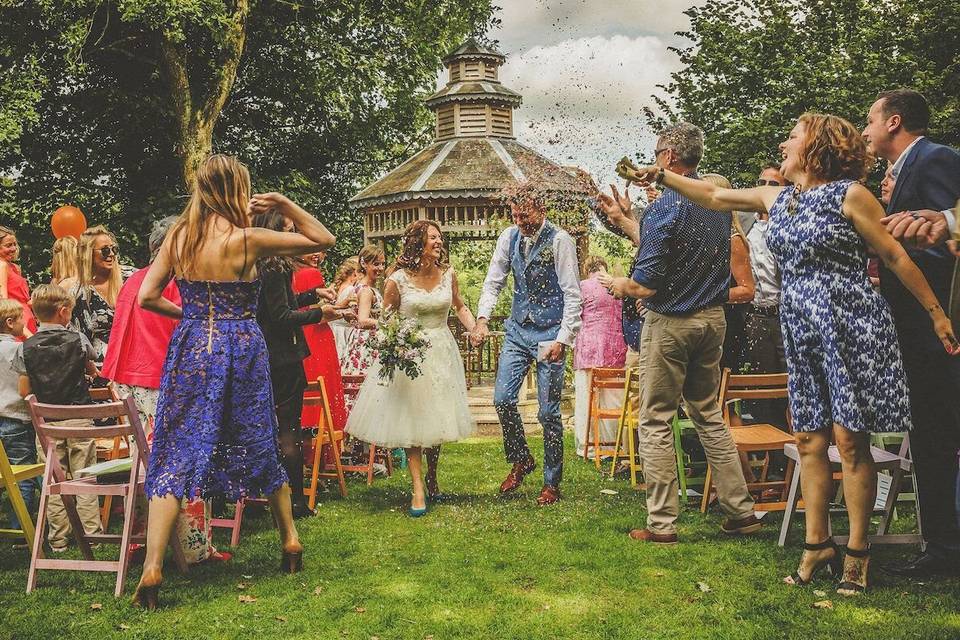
[654,167,666,185]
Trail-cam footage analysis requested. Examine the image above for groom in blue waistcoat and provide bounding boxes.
[473,183,582,505]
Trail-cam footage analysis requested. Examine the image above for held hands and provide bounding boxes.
[542,341,566,363]
[469,319,490,347]
[880,210,949,250]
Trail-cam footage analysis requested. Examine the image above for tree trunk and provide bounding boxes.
[158,0,249,188]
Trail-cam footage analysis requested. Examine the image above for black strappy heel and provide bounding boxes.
[784,538,841,586]
[837,545,870,596]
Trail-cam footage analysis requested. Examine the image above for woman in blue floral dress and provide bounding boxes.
[133,155,336,609]
[618,113,958,596]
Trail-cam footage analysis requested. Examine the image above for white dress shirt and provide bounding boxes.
[477,220,583,346]
[745,215,780,307]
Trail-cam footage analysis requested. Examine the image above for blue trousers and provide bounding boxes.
[0,417,38,530]
[494,327,566,487]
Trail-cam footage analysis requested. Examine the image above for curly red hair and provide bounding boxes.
[797,113,872,183]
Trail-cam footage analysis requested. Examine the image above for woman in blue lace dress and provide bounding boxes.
[133,155,335,609]
[617,113,958,596]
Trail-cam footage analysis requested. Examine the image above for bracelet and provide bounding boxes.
[927,302,943,314]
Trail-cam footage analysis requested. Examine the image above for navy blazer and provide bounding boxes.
[880,137,960,339]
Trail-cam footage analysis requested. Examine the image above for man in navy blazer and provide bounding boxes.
[863,89,960,577]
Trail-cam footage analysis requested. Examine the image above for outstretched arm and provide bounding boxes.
[845,183,959,354]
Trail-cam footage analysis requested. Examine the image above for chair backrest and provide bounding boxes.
[303,376,333,431]
[26,395,149,484]
[589,367,628,391]
[718,369,790,427]
[88,385,119,402]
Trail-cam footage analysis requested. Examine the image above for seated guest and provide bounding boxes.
[573,255,626,460]
[102,217,228,564]
[0,300,36,531]
[14,284,103,552]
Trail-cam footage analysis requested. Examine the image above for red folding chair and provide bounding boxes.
[303,376,347,506]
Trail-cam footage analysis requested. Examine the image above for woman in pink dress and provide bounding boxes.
[0,226,36,337]
[573,255,627,459]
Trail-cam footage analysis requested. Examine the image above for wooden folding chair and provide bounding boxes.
[90,385,127,529]
[608,367,642,487]
[701,370,796,513]
[303,376,347,507]
[778,434,922,547]
[340,374,393,485]
[584,368,627,469]
[0,439,45,552]
[210,500,246,548]
[26,394,187,596]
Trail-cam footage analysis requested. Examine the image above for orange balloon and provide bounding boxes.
[51,205,87,239]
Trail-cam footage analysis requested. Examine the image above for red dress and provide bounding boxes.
[292,267,347,432]
[4,261,36,335]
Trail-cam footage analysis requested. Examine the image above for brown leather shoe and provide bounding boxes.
[536,484,561,505]
[499,457,536,494]
[628,528,678,545]
[721,514,763,536]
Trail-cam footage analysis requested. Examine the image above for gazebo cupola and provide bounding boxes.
[426,39,521,140]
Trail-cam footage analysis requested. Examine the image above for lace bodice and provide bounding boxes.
[390,268,453,330]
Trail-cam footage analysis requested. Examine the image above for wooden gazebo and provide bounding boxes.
[349,38,593,253]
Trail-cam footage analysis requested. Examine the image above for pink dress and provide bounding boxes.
[574,276,627,370]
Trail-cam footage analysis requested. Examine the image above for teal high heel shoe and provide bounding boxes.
[409,495,428,517]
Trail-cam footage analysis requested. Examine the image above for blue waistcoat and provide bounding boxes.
[508,223,565,330]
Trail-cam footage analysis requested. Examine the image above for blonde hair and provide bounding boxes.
[0,225,18,262]
[701,173,732,189]
[168,154,251,278]
[357,244,385,275]
[0,299,23,330]
[333,257,360,291]
[77,225,123,306]
[51,236,79,284]
[797,113,871,183]
[31,284,73,322]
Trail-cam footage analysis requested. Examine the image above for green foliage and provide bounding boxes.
[648,0,960,186]
[0,0,498,280]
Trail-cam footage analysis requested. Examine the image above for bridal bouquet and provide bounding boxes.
[368,310,431,385]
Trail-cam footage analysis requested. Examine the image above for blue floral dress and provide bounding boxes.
[765,180,912,433]
[144,280,288,501]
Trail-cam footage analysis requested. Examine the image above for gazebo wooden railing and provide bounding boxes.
[449,315,506,388]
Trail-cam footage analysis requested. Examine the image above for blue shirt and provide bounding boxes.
[631,182,730,315]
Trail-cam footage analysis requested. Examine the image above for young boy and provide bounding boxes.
[0,299,37,532]
[14,284,103,552]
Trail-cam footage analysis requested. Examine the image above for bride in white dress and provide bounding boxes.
[345,220,476,516]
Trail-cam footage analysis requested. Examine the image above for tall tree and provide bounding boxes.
[0,0,497,277]
[648,0,960,185]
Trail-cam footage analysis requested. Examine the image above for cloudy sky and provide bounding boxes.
[473,0,707,187]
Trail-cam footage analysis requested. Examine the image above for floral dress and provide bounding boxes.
[339,282,382,382]
[71,285,115,366]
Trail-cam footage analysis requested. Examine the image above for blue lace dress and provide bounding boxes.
[144,280,288,501]
[765,180,912,433]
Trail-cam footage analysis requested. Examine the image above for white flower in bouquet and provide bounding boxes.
[369,310,431,385]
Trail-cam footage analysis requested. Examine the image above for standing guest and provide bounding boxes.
[0,226,36,337]
[329,257,360,360]
[471,181,582,506]
[347,221,476,514]
[102,216,228,565]
[62,226,125,367]
[862,89,960,577]
[253,211,345,519]
[573,255,626,459]
[600,123,760,544]
[0,300,36,531]
[340,245,385,384]
[15,284,103,552]
[867,165,897,287]
[619,113,958,594]
[50,236,79,285]
[292,251,349,435]
[133,154,335,609]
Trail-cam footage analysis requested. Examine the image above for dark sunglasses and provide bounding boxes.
[756,179,784,186]
[98,245,119,259]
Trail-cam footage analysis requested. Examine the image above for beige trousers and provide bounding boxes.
[36,425,103,548]
[637,306,754,534]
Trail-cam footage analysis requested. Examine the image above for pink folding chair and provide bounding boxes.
[26,394,188,597]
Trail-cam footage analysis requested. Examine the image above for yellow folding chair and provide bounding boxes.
[0,439,44,552]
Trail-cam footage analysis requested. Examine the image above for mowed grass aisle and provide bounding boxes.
[2,434,959,640]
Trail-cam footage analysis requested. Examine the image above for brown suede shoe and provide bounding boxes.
[536,484,561,505]
[499,457,536,494]
[721,514,763,536]
[628,528,678,545]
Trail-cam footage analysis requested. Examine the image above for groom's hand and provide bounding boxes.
[544,342,566,363]
[470,319,490,347]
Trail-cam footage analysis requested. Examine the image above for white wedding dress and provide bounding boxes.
[345,268,475,448]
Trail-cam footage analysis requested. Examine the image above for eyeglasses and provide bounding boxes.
[98,245,119,259]
[756,179,784,187]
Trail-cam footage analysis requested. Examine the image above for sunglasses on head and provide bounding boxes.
[98,245,119,259]
[757,179,783,186]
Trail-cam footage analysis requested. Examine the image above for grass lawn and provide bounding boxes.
[2,434,959,640]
